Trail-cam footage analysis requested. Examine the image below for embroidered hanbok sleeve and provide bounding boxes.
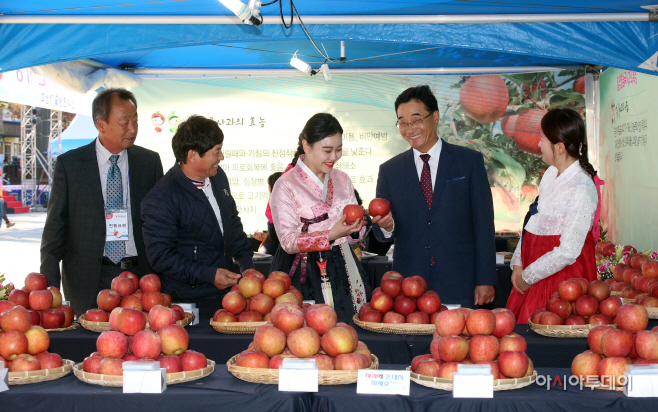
[270,180,330,254]
[522,184,597,285]
[510,234,523,268]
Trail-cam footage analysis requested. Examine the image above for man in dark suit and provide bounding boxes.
[40,89,164,316]
[371,85,496,308]
[141,115,254,320]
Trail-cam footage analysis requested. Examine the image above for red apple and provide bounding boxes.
[243,269,266,283]
[222,291,248,315]
[139,274,161,293]
[558,280,583,302]
[109,307,123,331]
[499,333,527,353]
[179,350,208,371]
[0,305,32,333]
[0,330,29,360]
[588,314,613,325]
[97,330,128,359]
[262,278,287,299]
[406,311,430,324]
[564,315,586,325]
[370,292,394,313]
[268,272,292,290]
[286,326,321,358]
[437,362,460,379]
[343,204,364,224]
[141,291,165,312]
[380,278,402,298]
[8,289,29,308]
[598,356,631,387]
[529,310,545,324]
[131,329,162,359]
[305,305,337,335]
[320,326,356,357]
[238,277,263,299]
[417,292,441,315]
[571,350,602,381]
[37,352,63,369]
[469,335,500,362]
[27,309,40,326]
[414,358,442,376]
[466,309,496,335]
[58,305,73,328]
[40,308,65,329]
[393,294,417,317]
[383,311,405,323]
[334,353,370,371]
[588,326,613,354]
[115,307,147,335]
[158,324,189,356]
[236,350,268,368]
[401,276,427,298]
[601,328,634,357]
[98,357,124,375]
[24,273,48,293]
[435,309,466,336]
[617,304,649,333]
[213,309,238,322]
[539,311,563,325]
[253,324,286,357]
[546,297,572,319]
[120,294,143,311]
[238,311,263,322]
[575,295,599,317]
[492,308,516,338]
[83,355,103,373]
[9,353,40,372]
[97,289,121,312]
[157,355,183,373]
[635,330,658,360]
[437,335,469,362]
[599,296,622,318]
[306,354,334,370]
[411,354,434,371]
[368,198,391,217]
[498,351,529,378]
[587,280,610,302]
[85,309,109,322]
[275,292,300,306]
[28,290,53,311]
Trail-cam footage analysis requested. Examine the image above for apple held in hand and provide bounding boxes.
[368,198,390,217]
[342,204,364,224]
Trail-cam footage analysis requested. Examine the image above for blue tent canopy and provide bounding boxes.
[1,1,657,76]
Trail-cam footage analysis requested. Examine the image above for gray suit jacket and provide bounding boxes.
[40,140,163,315]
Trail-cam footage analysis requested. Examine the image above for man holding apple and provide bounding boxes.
[371,85,496,308]
[141,115,254,319]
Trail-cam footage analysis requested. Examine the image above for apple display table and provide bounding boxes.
[2,365,655,412]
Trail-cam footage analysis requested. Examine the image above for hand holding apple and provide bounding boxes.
[328,213,364,241]
[370,211,394,233]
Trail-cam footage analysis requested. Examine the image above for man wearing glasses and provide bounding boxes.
[370,85,496,309]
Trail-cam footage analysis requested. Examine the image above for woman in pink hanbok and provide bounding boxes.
[269,113,371,321]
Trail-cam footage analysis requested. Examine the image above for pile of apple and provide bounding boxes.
[81,307,207,376]
[411,308,534,380]
[607,253,658,308]
[572,304,654,386]
[234,302,373,371]
[0,303,66,372]
[213,270,304,323]
[530,278,620,325]
[83,272,186,324]
[358,271,446,324]
[4,272,74,329]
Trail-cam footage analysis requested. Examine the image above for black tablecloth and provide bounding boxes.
[48,320,658,369]
[3,366,656,412]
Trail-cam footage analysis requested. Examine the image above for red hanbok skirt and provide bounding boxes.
[506,231,597,324]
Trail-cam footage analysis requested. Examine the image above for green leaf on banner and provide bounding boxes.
[503,75,523,88]
[492,150,526,188]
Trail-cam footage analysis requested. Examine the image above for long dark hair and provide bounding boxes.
[540,108,596,178]
[291,113,343,166]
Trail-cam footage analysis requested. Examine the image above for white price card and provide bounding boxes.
[624,364,658,397]
[356,370,410,396]
[278,359,318,392]
[453,364,493,398]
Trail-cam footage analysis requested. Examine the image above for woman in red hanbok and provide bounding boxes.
[506,108,600,324]
[270,113,371,321]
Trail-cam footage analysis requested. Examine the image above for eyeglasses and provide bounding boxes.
[396,113,432,130]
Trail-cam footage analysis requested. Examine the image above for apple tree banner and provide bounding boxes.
[131,70,586,235]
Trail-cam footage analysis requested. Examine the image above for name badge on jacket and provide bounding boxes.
[105,209,130,241]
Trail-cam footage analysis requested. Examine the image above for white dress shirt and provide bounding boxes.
[510,161,598,285]
[95,138,137,257]
[381,139,442,238]
[189,176,224,234]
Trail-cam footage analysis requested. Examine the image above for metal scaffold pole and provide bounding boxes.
[20,105,38,209]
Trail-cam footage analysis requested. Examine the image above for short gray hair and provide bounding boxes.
[92,88,137,129]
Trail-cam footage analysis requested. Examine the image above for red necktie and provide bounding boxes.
[420,154,435,266]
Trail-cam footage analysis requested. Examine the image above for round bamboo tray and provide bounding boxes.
[610,291,622,296]
[210,320,267,334]
[72,359,215,387]
[46,323,80,332]
[227,353,379,385]
[79,311,194,333]
[409,367,537,391]
[528,319,618,338]
[352,314,435,335]
[8,359,74,385]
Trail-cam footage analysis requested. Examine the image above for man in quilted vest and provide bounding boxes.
[141,115,254,319]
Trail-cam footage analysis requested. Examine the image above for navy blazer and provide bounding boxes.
[141,163,254,300]
[372,140,496,301]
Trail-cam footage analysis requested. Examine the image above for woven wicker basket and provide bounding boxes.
[409,367,537,391]
[352,314,435,335]
[610,291,622,296]
[646,306,658,319]
[72,359,215,387]
[528,319,618,338]
[227,353,379,385]
[210,320,267,334]
[79,312,194,333]
[8,359,74,385]
[46,323,80,332]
